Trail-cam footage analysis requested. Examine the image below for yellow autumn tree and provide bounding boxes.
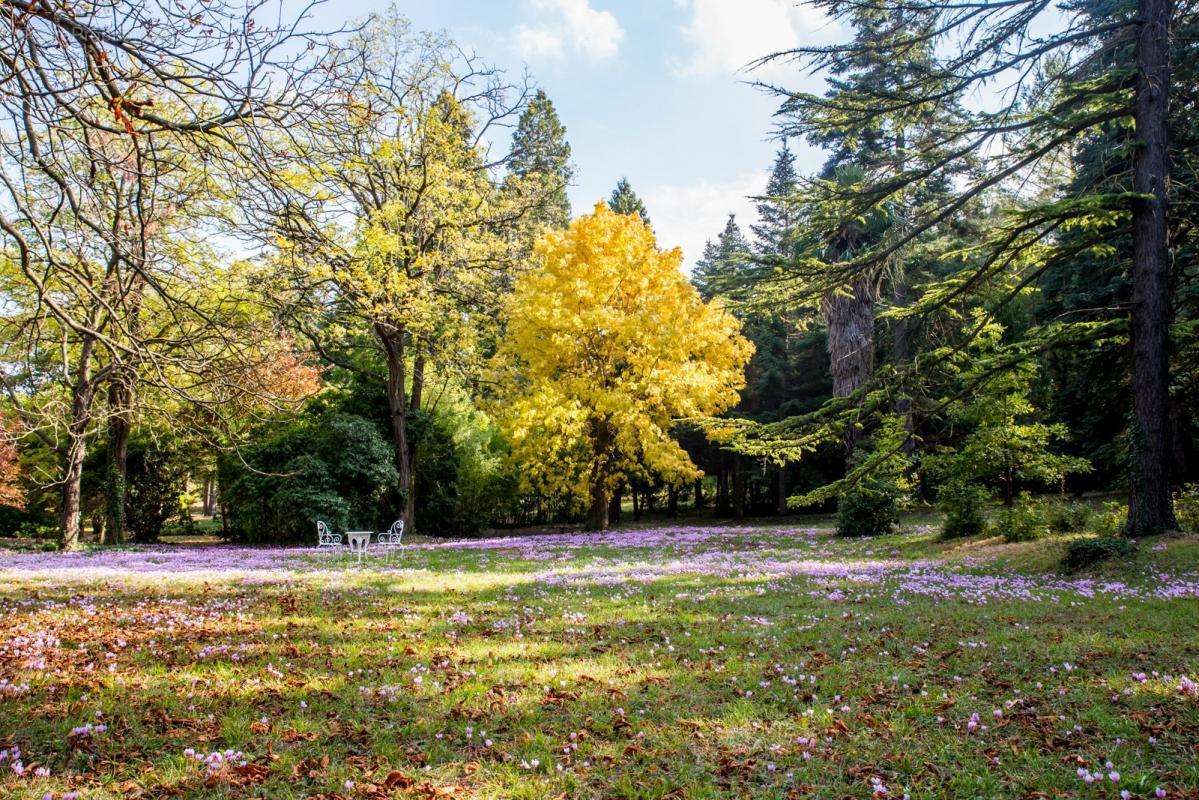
[496,202,753,530]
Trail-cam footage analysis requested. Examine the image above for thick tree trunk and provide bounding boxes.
[1127,0,1176,536]
[586,484,610,531]
[103,380,132,544]
[585,418,616,531]
[608,488,622,526]
[667,485,678,518]
[632,487,641,521]
[693,478,703,510]
[821,277,876,459]
[378,325,415,532]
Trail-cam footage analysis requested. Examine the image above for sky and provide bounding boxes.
[298,0,845,270]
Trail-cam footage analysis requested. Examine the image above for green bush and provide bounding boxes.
[0,504,54,539]
[1094,501,1128,536]
[1175,484,1199,533]
[410,410,522,537]
[219,412,398,544]
[999,494,1049,542]
[1061,536,1135,570]
[939,482,989,539]
[1047,499,1094,534]
[837,475,901,537]
[125,440,191,543]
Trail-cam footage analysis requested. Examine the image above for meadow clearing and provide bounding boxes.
[1,521,1197,799]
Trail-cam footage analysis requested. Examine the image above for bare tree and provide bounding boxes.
[0,0,347,547]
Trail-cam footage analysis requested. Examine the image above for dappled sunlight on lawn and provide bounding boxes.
[2,524,1198,798]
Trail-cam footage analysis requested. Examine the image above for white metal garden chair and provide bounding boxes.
[376,519,404,562]
[316,521,342,550]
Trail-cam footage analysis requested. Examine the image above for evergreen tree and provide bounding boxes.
[758,0,1187,535]
[607,177,651,226]
[506,89,573,228]
[693,214,751,300]
[751,143,799,258]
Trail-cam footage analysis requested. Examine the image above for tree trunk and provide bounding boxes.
[693,478,703,510]
[59,338,97,551]
[821,277,876,460]
[378,325,415,532]
[1127,0,1176,536]
[716,460,730,515]
[775,465,787,515]
[103,380,132,544]
[586,483,610,531]
[406,353,426,530]
[632,486,641,521]
[732,457,746,519]
[585,417,616,531]
[608,487,622,526]
[667,485,678,518]
[202,477,217,517]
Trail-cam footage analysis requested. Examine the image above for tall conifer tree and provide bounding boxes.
[507,89,573,229]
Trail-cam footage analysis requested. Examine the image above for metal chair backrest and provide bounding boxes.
[317,521,341,548]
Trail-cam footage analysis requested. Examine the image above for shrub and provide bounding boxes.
[1094,501,1128,537]
[1062,536,1135,571]
[219,412,398,544]
[999,494,1049,543]
[1047,499,1094,534]
[410,410,522,538]
[939,482,989,539]
[0,504,54,539]
[1175,484,1199,533]
[837,475,901,537]
[125,440,191,543]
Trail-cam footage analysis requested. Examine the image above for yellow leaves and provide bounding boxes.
[494,203,753,501]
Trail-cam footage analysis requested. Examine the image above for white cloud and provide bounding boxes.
[674,0,840,78]
[644,171,768,274]
[513,0,624,63]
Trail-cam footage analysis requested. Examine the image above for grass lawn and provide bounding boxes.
[1,520,1197,799]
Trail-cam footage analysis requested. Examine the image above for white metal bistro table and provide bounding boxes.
[347,531,372,564]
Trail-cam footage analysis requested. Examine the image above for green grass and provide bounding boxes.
[1,518,1197,799]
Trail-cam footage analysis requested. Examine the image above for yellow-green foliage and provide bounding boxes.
[494,203,753,505]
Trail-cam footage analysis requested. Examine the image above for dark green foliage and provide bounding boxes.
[693,214,750,301]
[507,89,573,228]
[410,410,521,538]
[1062,536,1135,571]
[939,482,988,539]
[607,177,651,226]
[0,504,54,539]
[219,412,397,544]
[1047,500,1095,534]
[751,143,799,258]
[836,474,900,537]
[125,440,191,543]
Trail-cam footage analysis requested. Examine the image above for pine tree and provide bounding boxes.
[607,177,651,226]
[751,143,799,258]
[758,0,1187,535]
[693,214,751,300]
[507,89,573,228]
